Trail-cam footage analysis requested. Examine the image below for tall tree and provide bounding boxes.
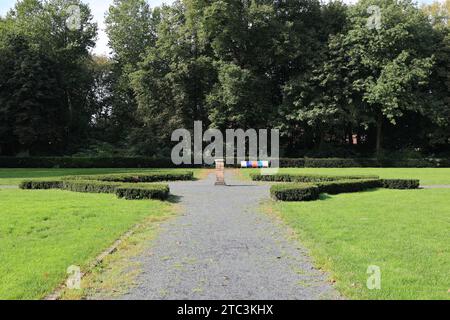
[280,1,349,151]
[2,0,97,154]
[130,1,217,155]
[106,0,156,68]
[105,0,160,149]
[421,0,450,152]
[294,0,439,156]
[0,34,67,155]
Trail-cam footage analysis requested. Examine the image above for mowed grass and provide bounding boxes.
[272,189,450,299]
[0,168,203,185]
[0,189,172,300]
[240,168,450,185]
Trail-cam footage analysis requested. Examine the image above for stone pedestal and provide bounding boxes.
[215,159,226,186]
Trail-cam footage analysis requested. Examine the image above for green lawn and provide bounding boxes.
[241,168,450,186]
[0,189,172,300]
[0,168,203,186]
[272,189,450,300]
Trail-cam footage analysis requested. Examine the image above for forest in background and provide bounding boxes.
[0,0,449,158]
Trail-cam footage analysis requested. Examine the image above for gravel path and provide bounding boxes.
[121,172,340,300]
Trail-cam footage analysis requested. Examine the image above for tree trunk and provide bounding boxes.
[376,113,383,157]
[318,129,325,149]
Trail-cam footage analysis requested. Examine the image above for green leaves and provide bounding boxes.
[1,0,448,157]
[282,0,446,153]
[0,0,98,156]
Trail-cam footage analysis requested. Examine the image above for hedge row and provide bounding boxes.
[20,179,170,200]
[268,175,421,201]
[19,171,193,200]
[61,180,122,194]
[116,184,170,200]
[270,179,381,201]
[279,158,450,168]
[0,157,200,168]
[381,179,420,190]
[270,184,320,201]
[251,173,379,183]
[64,171,194,183]
[19,180,63,190]
[2,156,449,168]
[316,179,381,194]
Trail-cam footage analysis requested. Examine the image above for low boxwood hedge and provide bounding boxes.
[64,171,194,183]
[279,157,450,168]
[251,173,379,183]
[270,177,420,202]
[251,174,294,182]
[2,156,449,168]
[270,184,320,201]
[116,184,170,200]
[0,157,200,168]
[381,179,420,190]
[305,158,374,168]
[19,180,63,190]
[19,172,181,200]
[316,179,381,194]
[61,180,122,194]
[21,178,171,200]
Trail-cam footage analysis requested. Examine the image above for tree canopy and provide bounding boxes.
[0,0,449,158]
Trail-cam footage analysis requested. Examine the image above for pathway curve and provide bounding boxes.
[121,171,340,300]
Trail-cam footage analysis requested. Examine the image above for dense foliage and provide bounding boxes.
[63,171,194,182]
[270,183,321,201]
[19,171,193,199]
[266,173,421,201]
[0,0,449,158]
[251,173,380,182]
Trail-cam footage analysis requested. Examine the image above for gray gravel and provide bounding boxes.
[121,172,340,300]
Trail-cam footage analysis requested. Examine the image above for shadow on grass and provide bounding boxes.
[318,194,332,201]
[318,188,382,201]
[167,194,183,204]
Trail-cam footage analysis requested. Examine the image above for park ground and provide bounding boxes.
[240,168,449,299]
[0,168,449,299]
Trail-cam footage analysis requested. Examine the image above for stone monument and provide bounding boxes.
[215,159,226,186]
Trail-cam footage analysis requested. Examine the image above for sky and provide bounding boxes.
[0,0,441,56]
[0,0,174,55]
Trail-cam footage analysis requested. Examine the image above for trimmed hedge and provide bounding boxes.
[64,171,194,183]
[270,184,320,201]
[271,179,381,201]
[2,156,449,168]
[19,172,182,200]
[19,180,63,190]
[116,184,170,200]
[21,179,171,200]
[381,179,420,190]
[61,180,122,194]
[280,157,450,168]
[269,177,421,201]
[0,157,202,168]
[316,179,381,194]
[251,173,379,183]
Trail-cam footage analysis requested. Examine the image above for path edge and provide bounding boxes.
[44,223,143,301]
